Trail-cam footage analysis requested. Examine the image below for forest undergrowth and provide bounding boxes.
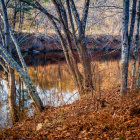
[0,88,140,139]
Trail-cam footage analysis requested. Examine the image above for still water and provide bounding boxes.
[0,59,123,130]
[0,64,79,130]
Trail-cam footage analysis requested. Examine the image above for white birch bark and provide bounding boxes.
[131,0,140,89]
[0,43,44,112]
[0,0,19,124]
[121,0,130,95]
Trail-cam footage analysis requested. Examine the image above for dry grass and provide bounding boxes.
[26,59,139,91]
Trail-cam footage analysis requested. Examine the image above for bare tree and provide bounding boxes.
[0,0,44,124]
[121,0,137,95]
[136,1,140,88]
[0,0,18,124]
[20,0,93,93]
[131,0,140,90]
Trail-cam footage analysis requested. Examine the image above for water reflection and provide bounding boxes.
[0,81,12,130]
[0,64,79,130]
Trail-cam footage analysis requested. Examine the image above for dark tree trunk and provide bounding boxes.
[12,0,18,30]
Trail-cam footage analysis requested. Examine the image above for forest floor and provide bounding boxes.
[0,88,140,140]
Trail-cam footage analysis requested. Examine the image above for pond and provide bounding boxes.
[0,57,127,131]
[0,63,79,130]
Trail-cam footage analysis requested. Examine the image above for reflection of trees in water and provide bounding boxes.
[28,64,76,92]
[0,81,11,130]
[0,82,3,130]
[27,64,78,107]
[0,81,4,108]
[0,79,30,130]
[15,78,31,120]
[0,64,78,129]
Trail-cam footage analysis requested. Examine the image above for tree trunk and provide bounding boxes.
[131,0,140,89]
[127,0,137,60]
[66,0,93,92]
[52,0,83,92]
[20,0,93,93]
[120,0,130,95]
[0,0,44,114]
[136,52,140,88]
[0,44,44,112]
[12,0,17,30]
[78,41,93,92]
[1,0,19,124]
[6,69,18,124]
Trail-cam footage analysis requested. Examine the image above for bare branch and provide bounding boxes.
[20,0,60,23]
[51,0,68,28]
[0,12,28,72]
[89,5,123,10]
[81,0,90,36]
[0,59,8,72]
[70,0,81,30]
[0,23,5,46]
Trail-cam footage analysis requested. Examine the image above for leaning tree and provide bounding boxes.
[0,0,44,124]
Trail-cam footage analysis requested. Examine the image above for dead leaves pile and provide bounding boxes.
[0,89,140,139]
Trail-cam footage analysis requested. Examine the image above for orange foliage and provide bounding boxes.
[0,89,139,139]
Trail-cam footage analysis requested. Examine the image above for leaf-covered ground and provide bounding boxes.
[0,88,140,139]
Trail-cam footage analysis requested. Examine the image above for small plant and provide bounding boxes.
[61,109,65,113]
[60,109,65,117]
[119,135,125,140]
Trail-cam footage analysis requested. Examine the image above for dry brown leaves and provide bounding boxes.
[0,89,140,140]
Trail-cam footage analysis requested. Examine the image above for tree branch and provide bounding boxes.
[51,0,68,28]
[0,12,28,72]
[20,0,60,23]
[70,0,81,31]
[81,0,90,36]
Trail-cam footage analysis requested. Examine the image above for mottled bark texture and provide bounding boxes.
[121,0,137,95]
[136,52,140,88]
[136,1,140,88]
[0,44,44,112]
[6,69,19,124]
[121,0,130,95]
[0,0,18,124]
[131,0,140,89]
[0,0,44,118]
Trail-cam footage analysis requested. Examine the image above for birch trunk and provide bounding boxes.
[0,0,19,124]
[121,0,130,95]
[0,44,44,112]
[127,0,137,59]
[0,0,44,114]
[136,52,140,88]
[131,0,140,89]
